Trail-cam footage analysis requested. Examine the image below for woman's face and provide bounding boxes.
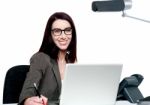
[51,19,72,51]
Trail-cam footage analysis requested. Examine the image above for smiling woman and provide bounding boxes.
[18,12,77,105]
[51,19,72,51]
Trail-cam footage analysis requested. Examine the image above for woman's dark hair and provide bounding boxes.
[39,12,77,63]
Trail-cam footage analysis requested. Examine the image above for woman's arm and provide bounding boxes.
[19,52,50,105]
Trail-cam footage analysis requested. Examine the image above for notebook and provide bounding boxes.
[60,64,123,105]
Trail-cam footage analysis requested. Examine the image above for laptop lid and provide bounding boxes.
[60,64,123,105]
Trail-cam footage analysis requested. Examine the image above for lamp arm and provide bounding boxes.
[122,11,150,23]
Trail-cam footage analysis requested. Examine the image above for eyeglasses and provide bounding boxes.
[51,27,72,36]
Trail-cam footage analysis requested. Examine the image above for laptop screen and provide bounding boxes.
[60,64,123,105]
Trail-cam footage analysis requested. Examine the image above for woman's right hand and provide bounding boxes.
[24,96,47,105]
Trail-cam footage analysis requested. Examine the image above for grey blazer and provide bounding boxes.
[19,52,61,105]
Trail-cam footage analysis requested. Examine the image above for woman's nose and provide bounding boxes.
[61,32,67,38]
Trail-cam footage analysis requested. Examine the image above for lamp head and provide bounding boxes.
[92,0,132,12]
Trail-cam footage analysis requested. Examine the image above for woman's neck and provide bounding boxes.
[58,51,66,61]
[58,50,67,80]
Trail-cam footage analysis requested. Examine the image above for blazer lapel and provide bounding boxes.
[51,59,62,93]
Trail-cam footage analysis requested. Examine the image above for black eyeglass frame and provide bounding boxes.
[51,27,72,36]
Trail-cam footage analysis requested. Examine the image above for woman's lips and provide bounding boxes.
[59,41,67,45]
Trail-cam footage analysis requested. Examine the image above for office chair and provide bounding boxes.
[3,65,30,104]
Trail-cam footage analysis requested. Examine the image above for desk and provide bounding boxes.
[116,101,137,105]
[3,101,137,105]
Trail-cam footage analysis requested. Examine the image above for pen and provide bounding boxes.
[33,83,45,105]
[33,83,41,98]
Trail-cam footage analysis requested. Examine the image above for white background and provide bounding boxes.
[0,0,150,104]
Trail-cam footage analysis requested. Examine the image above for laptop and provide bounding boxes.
[60,64,123,105]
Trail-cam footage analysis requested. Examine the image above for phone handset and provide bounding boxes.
[117,74,144,103]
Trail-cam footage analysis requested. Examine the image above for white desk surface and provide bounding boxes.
[2,101,137,105]
[116,101,137,105]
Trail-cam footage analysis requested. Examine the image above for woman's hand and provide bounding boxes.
[24,95,48,105]
[41,95,48,105]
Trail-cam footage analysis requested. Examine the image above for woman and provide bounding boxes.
[19,12,77,105]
